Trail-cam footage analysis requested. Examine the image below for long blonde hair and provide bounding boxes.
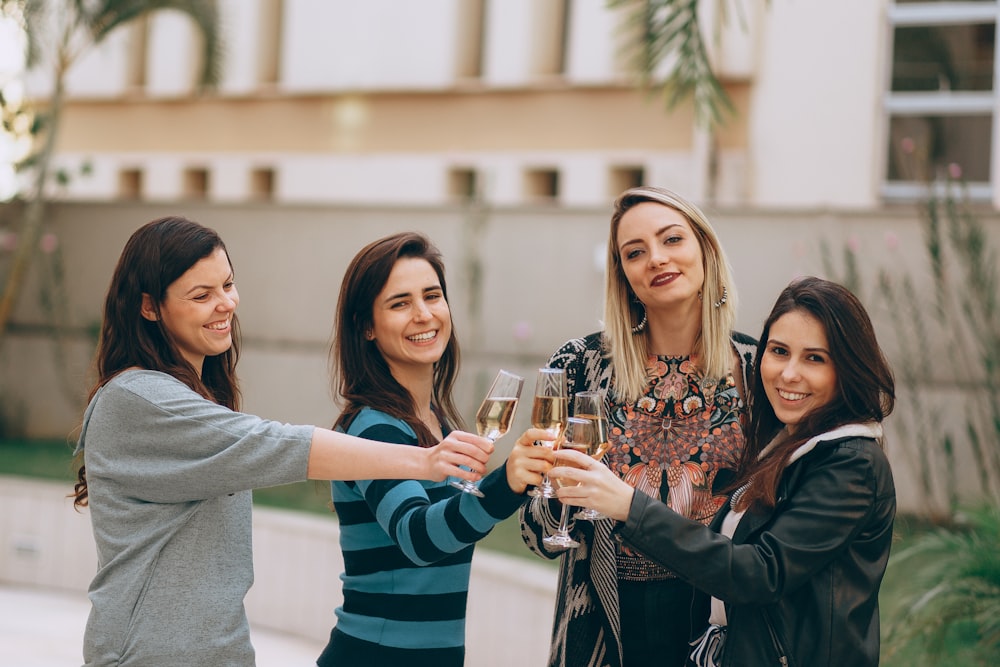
[604,186,738,403]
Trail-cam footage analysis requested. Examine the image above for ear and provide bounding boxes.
[140,293,158,322]
[365,329,375,341]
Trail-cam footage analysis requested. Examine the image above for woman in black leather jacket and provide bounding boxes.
[550,276,896,667]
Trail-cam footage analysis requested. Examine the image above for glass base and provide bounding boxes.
[449,479,485,498]
[574,508,607,521]
[528,481,555,498]
[543,532,580,548]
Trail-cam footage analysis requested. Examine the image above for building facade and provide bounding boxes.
[22,0,997,210]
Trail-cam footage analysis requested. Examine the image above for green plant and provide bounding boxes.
[882,505,1000,665]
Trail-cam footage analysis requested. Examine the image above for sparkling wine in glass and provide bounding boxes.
[571,391,610,521]
[543,416,596,549]
[450,369,524,497]
[527,367,568,499]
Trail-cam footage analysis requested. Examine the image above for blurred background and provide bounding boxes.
[1,1,998,665]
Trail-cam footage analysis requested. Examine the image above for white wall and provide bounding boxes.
[749,0,885,208]
[281,0,462,91]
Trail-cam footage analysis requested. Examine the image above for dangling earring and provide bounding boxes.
[713,286,729,309]
[631,303,647,334]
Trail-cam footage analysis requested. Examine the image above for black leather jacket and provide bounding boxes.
[618,429,896,667]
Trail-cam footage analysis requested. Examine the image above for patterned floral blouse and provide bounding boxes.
[608,355,746,581]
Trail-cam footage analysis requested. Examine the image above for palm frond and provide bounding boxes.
[610,0,734,127]
[884,506,1000,662]
[75,0,222,88]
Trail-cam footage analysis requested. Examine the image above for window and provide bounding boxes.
[609,166,645,197]
[250,167,275,200]
[183,167,209,199]
[448,167,478,201]
[257,0,283,86]
[455,0,485,79]
[524,168,559,202]
[534,0,570,77]
[884,1,998,200]
[118,168,143,199]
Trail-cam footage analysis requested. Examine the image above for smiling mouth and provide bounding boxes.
[205,319,230,331]
[777,389,808,401]
[650,273,676,287]
[408,331,437,342]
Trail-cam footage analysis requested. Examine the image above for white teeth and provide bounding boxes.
[408,331,436,342]
[206,320,229,330]
[778,389,807,401]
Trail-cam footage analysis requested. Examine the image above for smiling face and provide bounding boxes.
[616,201,705,313]
[369,256,452,383]
[141,247,238,376]
[760,309,839,433]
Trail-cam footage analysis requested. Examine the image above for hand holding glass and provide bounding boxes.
[543,416,598,549]
[450,369,524,497]
[527,368,568,499]
[570,391,610,521]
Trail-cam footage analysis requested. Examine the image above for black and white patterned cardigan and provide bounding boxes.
[518,330,758,667]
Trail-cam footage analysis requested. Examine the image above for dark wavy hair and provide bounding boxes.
[735,276,895,510]
[331,232,462,446]
[72,216,242,508]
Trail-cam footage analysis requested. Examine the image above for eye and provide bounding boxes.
[224,280,236,290]
[193,293,210,301]
[768,344,788,357]
[624,248,643,261]
[390,300,408,309]
[665,234,683,244]
[807,353,827,363]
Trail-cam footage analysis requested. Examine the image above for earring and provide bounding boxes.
[631,304,647,334]
[365,329,374,341]
[713,286,729,309]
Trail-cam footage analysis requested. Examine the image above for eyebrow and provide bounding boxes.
[382,284,442,303]
[179,273,234,296]
[619,223,685,250]
[768,338,830,354]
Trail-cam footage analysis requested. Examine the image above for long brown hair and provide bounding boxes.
[331,232,463,446]
[735,276,895,510]
[72,216,242,508]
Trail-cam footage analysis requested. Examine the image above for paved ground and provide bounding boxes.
[0,584,326,666]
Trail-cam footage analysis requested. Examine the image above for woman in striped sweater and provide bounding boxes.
[316,231,553,667]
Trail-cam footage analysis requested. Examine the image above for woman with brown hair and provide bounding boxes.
[72,216,493,667]
[552,276,897,667]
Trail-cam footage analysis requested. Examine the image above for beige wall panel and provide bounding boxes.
[57,89,701,154]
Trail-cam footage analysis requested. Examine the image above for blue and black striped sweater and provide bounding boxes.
[321,407,525,667]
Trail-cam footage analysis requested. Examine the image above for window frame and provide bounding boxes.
[882,1,1000,203]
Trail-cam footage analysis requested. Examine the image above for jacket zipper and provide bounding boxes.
[763,609,789,666]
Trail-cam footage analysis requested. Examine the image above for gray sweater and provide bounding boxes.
[76,370,314,666]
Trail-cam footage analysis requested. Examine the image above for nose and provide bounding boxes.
[780,358,801,382]
[647,244,669,268]
[218,293,237,312]
[413,299,432,321]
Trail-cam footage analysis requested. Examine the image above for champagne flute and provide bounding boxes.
[543,416,595,549]
[570,391,610,521]
[450,369,524,497]
[527,367,568,499]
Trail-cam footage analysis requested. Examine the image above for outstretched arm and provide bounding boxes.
[307,427,493,482]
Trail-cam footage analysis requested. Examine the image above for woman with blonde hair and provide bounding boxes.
[519,186,756,667]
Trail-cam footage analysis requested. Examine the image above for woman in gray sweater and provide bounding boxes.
[70,216,493,667]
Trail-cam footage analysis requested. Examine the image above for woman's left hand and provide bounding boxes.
[550,448,634,521]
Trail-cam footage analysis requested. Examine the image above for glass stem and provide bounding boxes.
[556,501,571,535]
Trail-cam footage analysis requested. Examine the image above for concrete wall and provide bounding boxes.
[3,199,999,514]
[0,476,558,664]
